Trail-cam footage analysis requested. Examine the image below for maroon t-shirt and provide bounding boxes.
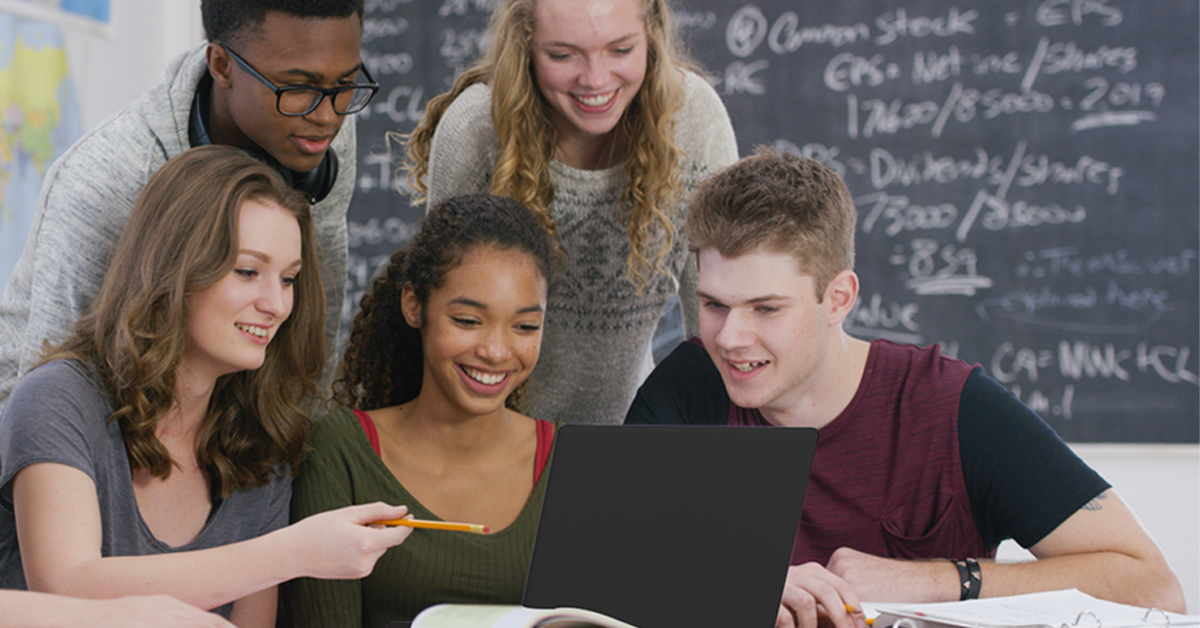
[626,337,1110,566]
[729,341,992,564]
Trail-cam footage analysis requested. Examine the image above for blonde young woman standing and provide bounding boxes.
[406,0,738,424]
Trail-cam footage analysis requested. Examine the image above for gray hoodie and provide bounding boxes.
[0,44,355,410]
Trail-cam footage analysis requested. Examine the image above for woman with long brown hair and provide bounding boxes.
[0,146,411,627]
[405,0,738,424]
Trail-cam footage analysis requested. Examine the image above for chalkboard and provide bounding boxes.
[348,0,1199,443]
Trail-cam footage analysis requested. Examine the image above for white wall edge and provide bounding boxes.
[1070,443,1200,459]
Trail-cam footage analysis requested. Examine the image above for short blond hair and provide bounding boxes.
[687,148,856,301]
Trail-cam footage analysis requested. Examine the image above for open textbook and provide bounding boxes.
[411,604,638,628]
[865,589,1199,628]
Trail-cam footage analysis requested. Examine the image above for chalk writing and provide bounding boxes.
[868,147,1002,189]
[825,53,892,91]
[440,28,489,68]
[1078,78,1164,110]
[1035,0,1123,27]
[1015,152,1124,194]
[675,9,719,30]
[362,17,409,43]
[720,60,770,95]
[353,0,1199,441]
[726,5,868,58]
[845,293,923,344]
[357,151,398,194]
[347,217,420,248]
[438,0,494,17]
[1023,37,1138,91]
[866,145,1124,195]
[362,50,413,76]
[1013,248,1197,279]
[976,193,1087,232]
[1009,384,1075,419]
[874,7,978,45]
[889,239,994,296]
[991,341,1197,387]
[359,84,425,124]
[970,52,1021,76]
[771,13,871,53]
[913,47,964,84]
[976,281,1171,334]
[956,188,1087,242]
[771,140,849,178]
[365,0,410,13]
[725,5,767,58]
[847,85,1064,139]
[343,251,398,326]
[860,192,958,236]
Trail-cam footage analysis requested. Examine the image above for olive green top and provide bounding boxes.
[284,407,554,627]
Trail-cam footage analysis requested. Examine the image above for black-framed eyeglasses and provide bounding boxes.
[219,43,379,117]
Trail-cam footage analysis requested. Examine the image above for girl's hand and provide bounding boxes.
[282,502,413,580]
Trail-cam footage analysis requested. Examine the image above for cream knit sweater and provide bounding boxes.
[426,72,738,424]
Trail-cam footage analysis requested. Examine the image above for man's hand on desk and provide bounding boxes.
[776,548,962,628]
[776,560,863,628]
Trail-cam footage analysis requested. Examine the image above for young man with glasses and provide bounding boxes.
[0,0,375,409]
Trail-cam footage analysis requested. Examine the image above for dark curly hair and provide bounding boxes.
[332,194,555,412]
[202,0,364,45]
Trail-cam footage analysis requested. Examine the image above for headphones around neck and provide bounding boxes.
[189,78,338,205]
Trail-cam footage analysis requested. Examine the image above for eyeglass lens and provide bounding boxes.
[279,80,374,116]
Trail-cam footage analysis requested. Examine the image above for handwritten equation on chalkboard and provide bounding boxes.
[343,0,495,325]
[349,0,1198,442]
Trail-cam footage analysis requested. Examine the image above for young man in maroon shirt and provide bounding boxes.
[625,149,1184,627]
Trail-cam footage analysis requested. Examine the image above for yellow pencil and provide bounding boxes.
[845,604,875,625]
[374,518,489,534]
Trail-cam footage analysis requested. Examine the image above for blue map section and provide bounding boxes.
[0,14,82,289]
[60,0,109,22]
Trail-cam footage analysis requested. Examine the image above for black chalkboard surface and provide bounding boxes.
[349,0,1198,443]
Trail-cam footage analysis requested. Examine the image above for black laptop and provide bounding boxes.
[520,423,818,628]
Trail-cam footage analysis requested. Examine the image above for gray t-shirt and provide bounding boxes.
[0,359,292,617]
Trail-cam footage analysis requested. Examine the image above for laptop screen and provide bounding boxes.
[522,424,817,628]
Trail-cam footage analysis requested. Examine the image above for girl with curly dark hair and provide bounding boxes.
[286,194,558,626]
[404,0,739,426]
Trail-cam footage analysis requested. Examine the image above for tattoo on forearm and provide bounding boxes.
[1081,491,1109,511]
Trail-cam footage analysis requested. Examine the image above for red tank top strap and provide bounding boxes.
[534,420,555,485]
[352,409,382,457]
[356,410,552,483]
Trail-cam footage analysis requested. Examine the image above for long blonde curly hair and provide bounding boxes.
[405,0,699,289]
